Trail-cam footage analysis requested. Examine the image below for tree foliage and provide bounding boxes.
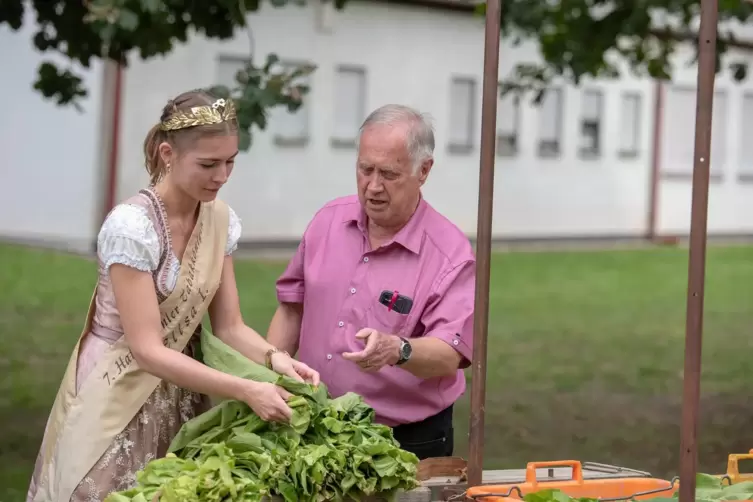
[1,0,752,147]
[0,0,345,150]
[481,0,753,101]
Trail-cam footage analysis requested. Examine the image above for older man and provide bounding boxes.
[266,104,476,460]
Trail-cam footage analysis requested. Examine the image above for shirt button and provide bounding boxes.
[338,321,344,327]
[453,339,459,346]
[350,288,356,294]
[363,257,369,263]
[327,354,333,360]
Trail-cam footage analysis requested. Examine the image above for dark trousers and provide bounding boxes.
[392,405,454,460]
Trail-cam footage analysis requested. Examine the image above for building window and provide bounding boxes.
[579,89,603,158]
[448,77,476,154]
[662,86,726,181]
[538,87,563,158]
[739,93,753,182]
[270,61,312,147]
[217,55,248,90]
[662,86,695,177]
[711,90,728,178]
[618,92,642,158]
[497,89,520,157]
[331,65,367,148]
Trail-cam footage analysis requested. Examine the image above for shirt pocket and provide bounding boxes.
[364,262,420,337]
[369,300,410,336]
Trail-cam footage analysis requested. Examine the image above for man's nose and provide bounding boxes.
[367,173,383,192]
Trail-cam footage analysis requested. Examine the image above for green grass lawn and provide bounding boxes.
[2,242,753,501]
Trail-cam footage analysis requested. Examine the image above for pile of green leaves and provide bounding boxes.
[653,474,753,502]
[104,329,420,502]
[520,490,599,502]
[518,473,753,502]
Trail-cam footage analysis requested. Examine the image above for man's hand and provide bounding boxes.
[342,328,402,372]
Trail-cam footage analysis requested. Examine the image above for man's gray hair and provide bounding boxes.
[356,104,435,174]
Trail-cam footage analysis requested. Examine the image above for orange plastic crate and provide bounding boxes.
[721,449,753,484]
[465,461,678,501]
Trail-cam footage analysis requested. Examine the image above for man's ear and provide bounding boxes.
[418,158,434,186]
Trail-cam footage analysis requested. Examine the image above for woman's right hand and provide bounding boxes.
[240,381,294,422]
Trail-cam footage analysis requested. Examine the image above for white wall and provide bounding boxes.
[115,1,753,242]
[657,41,753,235]
[0,9,105,252]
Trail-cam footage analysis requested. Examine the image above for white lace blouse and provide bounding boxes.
[97,203,242,292]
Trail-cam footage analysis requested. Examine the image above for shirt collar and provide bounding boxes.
[345,195,427,255]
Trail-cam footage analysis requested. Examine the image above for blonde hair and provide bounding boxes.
[143,89,239,185]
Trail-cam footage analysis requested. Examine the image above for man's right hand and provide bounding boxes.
[342,328,402,372]
[240,381,293,422]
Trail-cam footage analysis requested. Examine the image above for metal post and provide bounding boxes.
[646,81,664,241]
[678,1,719,501]
[467,0,502,488]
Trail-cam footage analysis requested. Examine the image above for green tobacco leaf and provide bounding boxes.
[110,332,420,501]
[523,489,599,502]
[719,481,753,496]
[199,327,279,383]
[518,477,753,502]
[697,473,725,489]
[695,479,753,502]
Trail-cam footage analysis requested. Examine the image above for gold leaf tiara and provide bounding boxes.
[160,98,238,132]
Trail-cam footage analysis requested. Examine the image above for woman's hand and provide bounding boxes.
[240,381,293,422]
[271,353,320,386]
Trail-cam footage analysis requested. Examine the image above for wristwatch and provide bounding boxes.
[395,337,412,366]
[265,347,289,370]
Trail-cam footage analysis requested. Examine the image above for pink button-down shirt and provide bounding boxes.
[275,195,476,426]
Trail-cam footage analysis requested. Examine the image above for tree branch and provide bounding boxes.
[650,27,753,52]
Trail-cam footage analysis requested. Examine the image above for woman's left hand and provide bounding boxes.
[271,353,321,386]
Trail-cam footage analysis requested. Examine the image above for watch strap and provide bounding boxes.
[265,347,289,370]
[396,337,411,365]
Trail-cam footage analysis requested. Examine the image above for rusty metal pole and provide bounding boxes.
[678,1,719,501]
[646,81,664,241]
[467,0,502,489]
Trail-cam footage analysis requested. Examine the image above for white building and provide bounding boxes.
[2,0,753,253]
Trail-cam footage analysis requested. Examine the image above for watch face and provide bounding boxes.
[400,339,412,361]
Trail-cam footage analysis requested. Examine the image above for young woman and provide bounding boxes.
[27,89,319,502]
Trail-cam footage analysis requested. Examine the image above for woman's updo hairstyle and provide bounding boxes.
[143,89,239,186]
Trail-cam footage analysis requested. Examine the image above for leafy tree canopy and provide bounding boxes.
[484,0,753,100]
[0,0,347,149]
[1,0,752,148]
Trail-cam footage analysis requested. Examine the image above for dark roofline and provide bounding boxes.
[364,0,478,14]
